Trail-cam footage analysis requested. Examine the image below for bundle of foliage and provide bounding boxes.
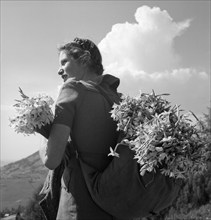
[167,108,211,212]
[143,108,211,220]
[9,88,54,135]
[110,91,209,180]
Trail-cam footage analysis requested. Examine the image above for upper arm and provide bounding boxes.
[45,123,70,170]
[44,80,79,169]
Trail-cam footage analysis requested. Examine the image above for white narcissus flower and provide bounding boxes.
[9,88,54,136]
[109,91,209,180]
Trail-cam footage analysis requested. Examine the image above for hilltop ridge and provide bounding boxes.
[1,151,48,180]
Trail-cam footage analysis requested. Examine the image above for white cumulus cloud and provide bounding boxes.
[99,5,191,74]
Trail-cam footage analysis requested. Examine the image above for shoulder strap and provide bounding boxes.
[95,85,125,143]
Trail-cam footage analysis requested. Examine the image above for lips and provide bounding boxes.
[61,74,68,82]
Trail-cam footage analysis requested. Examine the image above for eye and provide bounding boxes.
[61,59,67,65]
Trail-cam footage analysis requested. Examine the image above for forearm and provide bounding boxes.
[39,123,70,170]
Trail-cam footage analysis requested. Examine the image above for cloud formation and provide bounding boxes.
[98,5,209,114]
[99,5,191,74]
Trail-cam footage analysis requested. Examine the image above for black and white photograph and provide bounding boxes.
[1,1,210,219]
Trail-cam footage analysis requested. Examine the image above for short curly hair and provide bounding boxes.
[58,37,104,75]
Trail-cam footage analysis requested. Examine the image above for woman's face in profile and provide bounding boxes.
[58,51,84,82]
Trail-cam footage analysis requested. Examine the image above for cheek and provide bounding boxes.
[64,64,72,75]
[69,63,80,75]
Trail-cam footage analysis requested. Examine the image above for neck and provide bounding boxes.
[81,70,100,83]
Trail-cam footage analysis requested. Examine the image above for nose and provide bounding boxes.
[58,68,64,75]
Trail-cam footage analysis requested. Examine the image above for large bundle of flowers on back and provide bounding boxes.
[110,91,209,180]
[9,88,54,135]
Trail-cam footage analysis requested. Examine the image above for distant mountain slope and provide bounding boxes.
[0,152,49,211]
[1,151,48,180]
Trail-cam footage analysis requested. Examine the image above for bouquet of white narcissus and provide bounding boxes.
[110,90,209,180]
[9,88,54,135]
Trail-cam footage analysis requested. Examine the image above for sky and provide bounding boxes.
[1,1,210,162]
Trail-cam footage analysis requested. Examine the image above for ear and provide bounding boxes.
[79,50,91,65]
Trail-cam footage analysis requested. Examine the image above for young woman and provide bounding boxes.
[39,38,123,220]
